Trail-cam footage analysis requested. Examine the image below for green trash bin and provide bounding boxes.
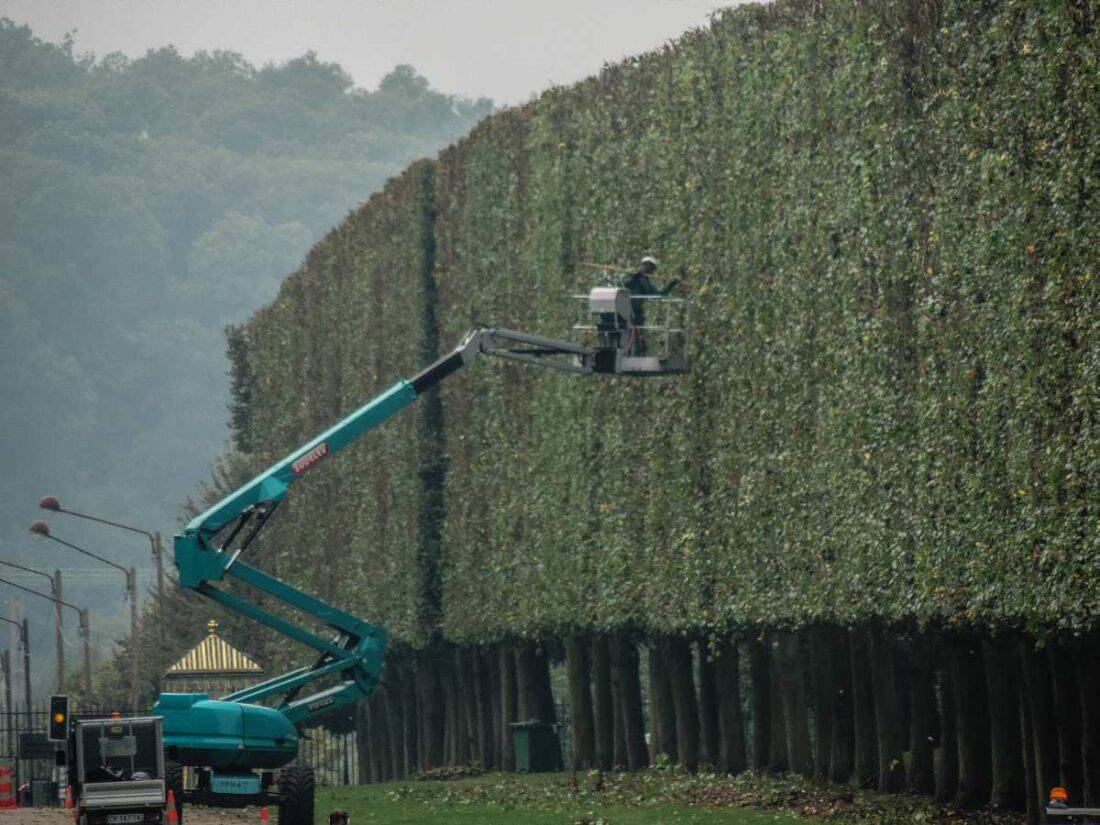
[511,720,563,773]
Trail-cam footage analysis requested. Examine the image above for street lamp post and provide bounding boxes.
[0,614,31,709]
[0,559,64,692]
[0,576,91,699]
[29,522,136,709]
[38,497,164,619]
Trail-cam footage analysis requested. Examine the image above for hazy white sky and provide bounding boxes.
[0,0,741,104]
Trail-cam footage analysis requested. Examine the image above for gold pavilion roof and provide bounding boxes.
[167,620,262,676]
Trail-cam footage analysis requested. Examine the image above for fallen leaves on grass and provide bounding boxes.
[386,768,1026,824]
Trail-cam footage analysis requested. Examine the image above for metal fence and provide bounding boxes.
[295,726,359,787]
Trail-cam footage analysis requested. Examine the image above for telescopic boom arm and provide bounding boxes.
[173,327,594,727]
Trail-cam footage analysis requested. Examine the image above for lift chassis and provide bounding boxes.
[155,274,688,823]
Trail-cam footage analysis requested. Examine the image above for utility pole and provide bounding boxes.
[1,650,11,747]
[54,569,64,693]
[153,532,165,608]
[21,617,30,710]
[80,610,92,700]
[1,649,11,765]
[128,567,138,710]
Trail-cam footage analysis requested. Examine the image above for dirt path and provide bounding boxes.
[0,807,263,823]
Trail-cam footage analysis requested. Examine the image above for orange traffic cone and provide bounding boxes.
[259,805,270,822]
[166,790,179,824]
[64,784,74,808]
[0,766,15,809]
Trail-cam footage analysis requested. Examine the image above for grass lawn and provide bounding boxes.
[316,772,811,825]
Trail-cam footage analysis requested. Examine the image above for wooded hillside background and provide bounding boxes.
[0,18,490,690]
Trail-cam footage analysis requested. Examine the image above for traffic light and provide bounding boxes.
[48,694,70,742]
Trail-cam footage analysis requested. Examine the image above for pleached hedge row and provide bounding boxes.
[218,0,1099,816]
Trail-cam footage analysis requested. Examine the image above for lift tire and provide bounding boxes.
[278,765,315,825]
[165,761,184,824]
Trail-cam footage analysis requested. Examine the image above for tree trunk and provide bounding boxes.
[402,662,419,777]
[386,680,406,779]
[565,634,596,770]
[516,642,546,720]
[499,641,517,772]
[748,636,772,771]
[769,649,789,773]
[647,636,677,763]
[1076,645,1100,807]
[457,648,479,764]
[475,648,496,769]
[935,657,959,803]
[952,638,991,808]
[868,629,906,792]
[488,647,502,769]
[697,640,720,768]
[829,630,855,785]
[443,655,461,764]
[417,648,446,770]
[1049,643,1083,798]
[713,636,747,775]
[592,634,615,771]
[849,629,877,788]
[355,699,372,783]
[612,633,649,769]
[776,632,813,776]
[373,689,393,780]
[908,637,937,796]
[1019,641,1060,804]
[532,646,559,724]
[809,627,837,782]
[983,637,1024,810]
[1021,678,1040,825]
[662,636,700,772]
[612,670,627,769]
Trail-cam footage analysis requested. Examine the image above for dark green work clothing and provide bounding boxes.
[623,273,679,329]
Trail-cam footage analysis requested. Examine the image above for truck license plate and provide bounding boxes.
[107,815,144,824]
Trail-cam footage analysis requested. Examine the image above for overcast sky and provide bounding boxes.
[0,0,743,104]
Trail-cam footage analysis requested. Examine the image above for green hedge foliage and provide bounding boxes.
[233,0,1099,647]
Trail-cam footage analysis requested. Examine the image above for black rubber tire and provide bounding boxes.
[165,761,184,823]
[278,765,315,825]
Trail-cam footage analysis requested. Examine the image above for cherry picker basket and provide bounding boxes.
[573,289,689,376]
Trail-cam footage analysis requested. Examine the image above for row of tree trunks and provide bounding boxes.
[355,629,1096,819]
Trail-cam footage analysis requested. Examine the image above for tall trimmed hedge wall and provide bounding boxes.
[233,0,1098,648]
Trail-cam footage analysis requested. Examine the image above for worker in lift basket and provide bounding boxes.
[622,256,681,354]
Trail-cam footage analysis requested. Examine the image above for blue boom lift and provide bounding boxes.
[154,264,687,823]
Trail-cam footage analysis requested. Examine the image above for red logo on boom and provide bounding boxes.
[292,443,329,475]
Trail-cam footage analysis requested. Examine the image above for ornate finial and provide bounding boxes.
[207,619,219,636]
